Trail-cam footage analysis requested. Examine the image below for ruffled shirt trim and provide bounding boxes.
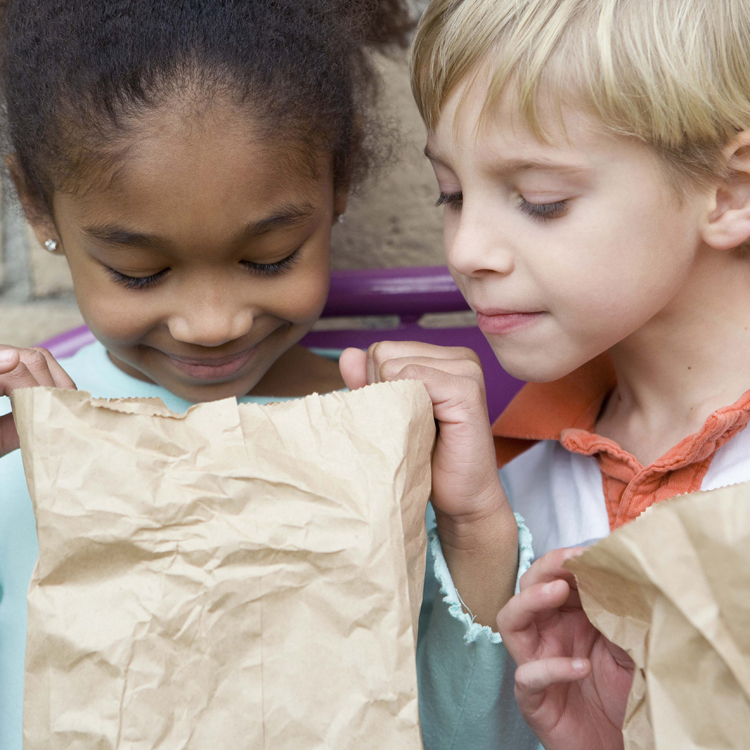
[429,513,534,644]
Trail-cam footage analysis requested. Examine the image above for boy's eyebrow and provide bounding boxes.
[424,145,589,176]
[81,203,317,250]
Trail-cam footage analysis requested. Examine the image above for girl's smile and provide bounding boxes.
[159,343,261,382]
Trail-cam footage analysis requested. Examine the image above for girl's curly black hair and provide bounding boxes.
[0,0,414,218]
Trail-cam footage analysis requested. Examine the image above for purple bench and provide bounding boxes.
[40,266,524,421]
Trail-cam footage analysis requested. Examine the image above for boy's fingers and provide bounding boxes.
[520,548,584,591]
[497,580,571,660]
[339,348,367,391]
[28,348,76,390]
[0,413,20,457]
[515,657,592,703]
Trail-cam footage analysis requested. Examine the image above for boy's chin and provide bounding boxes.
[490,347,588,385]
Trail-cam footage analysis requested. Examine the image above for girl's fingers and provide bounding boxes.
[0,413,20,457]
[15,349,57,388]
[0,358,42,397]
[515,657,592,706]
[379,355,485,387]
[0,347,21,374]
[339,347,367,391]
[28,348,76,390]
[497,579,571,661]
[365,341,482,385]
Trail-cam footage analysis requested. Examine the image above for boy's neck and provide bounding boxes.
[596,246,750,466]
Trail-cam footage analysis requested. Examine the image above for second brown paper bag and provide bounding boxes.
[566,483,750,750]
[13,381,435,750]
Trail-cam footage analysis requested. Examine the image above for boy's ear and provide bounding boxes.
[5,154,62,251]
[703,132,750,251]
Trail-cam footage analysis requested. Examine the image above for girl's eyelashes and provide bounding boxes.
[518,197,569,221]
[107,267,169,290]
[106,248,302,290]
[435,191,463,209]
[241,247,302,276]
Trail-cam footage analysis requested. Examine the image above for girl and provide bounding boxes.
[0,1,523,748]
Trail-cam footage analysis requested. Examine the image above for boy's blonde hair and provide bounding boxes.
[412,0,750,186]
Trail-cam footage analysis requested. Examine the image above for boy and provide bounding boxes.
[376,0,750,747]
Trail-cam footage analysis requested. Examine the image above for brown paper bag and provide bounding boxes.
[566,483,750,750]
[12,381,435,750]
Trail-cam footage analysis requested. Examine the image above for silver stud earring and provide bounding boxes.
[337,214,345,224]
[43,239,59,254]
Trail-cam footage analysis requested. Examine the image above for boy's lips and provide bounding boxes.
[475,309,545,335]
[164,345,260,381]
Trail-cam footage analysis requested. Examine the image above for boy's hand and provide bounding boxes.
[0,346,76,457]
[340,343,518,625]
[496,549,634,750]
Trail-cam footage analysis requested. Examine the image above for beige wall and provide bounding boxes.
[0,47,445,348]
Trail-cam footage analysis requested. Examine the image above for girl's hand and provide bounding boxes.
[496,549,634,750]
[340,342,518,625]
[0,346,76,457]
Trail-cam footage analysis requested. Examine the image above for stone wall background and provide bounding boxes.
[0,5,447,347]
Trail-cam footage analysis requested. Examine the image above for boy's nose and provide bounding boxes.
[447,213,515,278]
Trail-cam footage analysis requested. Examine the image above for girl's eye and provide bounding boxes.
[518,197,568,221]
[107,268,169,290]
[435,191,463,209]
[241,248,302,276]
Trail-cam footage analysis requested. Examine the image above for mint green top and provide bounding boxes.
[0,340,539,750]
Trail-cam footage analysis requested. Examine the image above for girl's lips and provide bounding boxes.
[166,346,259,381]
[476,310,545,335]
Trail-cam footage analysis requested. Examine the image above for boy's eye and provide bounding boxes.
[107,268,169,290]
[241,248,302,276]
[435,191,463,209]
[518,197,568,220]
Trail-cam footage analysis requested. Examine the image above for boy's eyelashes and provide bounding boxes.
[518,197,569,221]
[436,191,569,221]
[106,248,303,291]
[435,191,463,208]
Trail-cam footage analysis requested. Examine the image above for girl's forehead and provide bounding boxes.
[63,105,331,216]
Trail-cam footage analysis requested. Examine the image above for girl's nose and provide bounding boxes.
[167,296,254,347]
[447,210,515,278]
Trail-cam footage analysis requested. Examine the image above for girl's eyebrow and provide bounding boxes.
[81,203,317,250]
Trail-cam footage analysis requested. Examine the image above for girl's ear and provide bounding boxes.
[5,154,62,251]
[703,132,750,251]
[333,186,349,225]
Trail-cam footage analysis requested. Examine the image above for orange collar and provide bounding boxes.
[492,355,617,467]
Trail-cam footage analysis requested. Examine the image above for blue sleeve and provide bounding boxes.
[0,398,39,750]
[416,505,542,750]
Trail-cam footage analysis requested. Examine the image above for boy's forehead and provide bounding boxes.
[427,74,603,171]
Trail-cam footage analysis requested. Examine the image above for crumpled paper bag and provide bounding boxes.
[12,381,435,750]
[565,483,750,750]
